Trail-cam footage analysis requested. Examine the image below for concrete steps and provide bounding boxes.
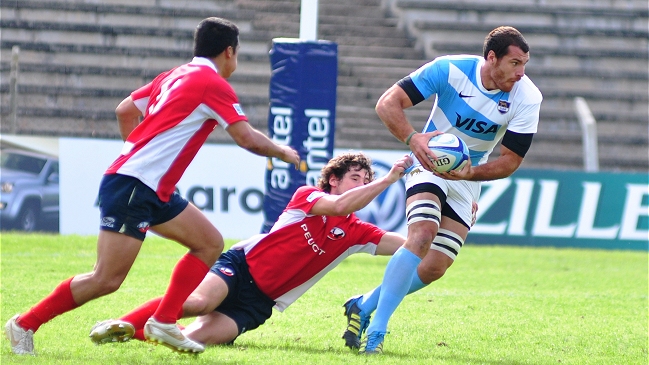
[0,0,646,171]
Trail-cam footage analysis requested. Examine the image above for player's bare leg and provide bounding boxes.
[153,203,223,266]
[416,216,468,284]
[142,204,224,353]
[183,312,239,346]
[71,231,143,304]
[182,272,229,317]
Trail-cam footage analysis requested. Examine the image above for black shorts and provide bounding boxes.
[97,174,188,240]
[210,249,276,338]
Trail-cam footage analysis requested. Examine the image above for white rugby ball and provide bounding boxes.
[426,133,470,173]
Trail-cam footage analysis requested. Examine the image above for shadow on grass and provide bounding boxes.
[218,341,535,365]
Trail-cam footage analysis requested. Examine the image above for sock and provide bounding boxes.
[407,271,427,294]
[365,247,421,335]
[153,253,209,324]
[133,329,146,341]
[120,297,163,331]
[17,277,79,332]
[358,271,428,316]
[358,287,380,316]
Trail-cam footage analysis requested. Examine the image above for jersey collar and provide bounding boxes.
[189,57,219,74]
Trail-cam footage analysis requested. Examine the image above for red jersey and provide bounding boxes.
[105,57,247,201]
[231,186,387,311]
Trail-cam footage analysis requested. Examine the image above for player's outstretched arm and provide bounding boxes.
[310,155,413,216]
[226,121,300,169]
[374,232,406,256]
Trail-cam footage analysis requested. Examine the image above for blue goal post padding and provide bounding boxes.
[261,39,338,233]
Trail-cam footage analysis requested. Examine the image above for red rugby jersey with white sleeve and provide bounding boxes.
[230,185,387,311]
[105,57,247,202]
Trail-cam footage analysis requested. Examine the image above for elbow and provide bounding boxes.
[238,139,261,154]
[115,98,129,117]
[231,129,259,152]
[330,202,354,216]
[502,169,516,178]
[375,102,387,120]
[115,99,139,121]
[115,106,127,120]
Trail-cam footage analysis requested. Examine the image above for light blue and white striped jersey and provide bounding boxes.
[409,55,542,166]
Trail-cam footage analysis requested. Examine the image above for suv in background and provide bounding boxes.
[0,149,59,232]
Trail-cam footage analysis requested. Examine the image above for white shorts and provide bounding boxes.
[404,166,480,228]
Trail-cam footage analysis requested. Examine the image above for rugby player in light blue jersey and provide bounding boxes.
[340,26,543,354]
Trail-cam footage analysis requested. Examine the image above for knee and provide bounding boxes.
[183,295,212,316]
[92,275,124,296]
[192,231,224,263]
[407,224,439,249]
[206,231,224,254]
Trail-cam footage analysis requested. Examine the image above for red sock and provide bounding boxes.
[153,253,209,324]
[133,329,146,341]
[17,277,79,332]
[120,297,163,331]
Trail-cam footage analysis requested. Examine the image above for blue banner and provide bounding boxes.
[261,39,338,233]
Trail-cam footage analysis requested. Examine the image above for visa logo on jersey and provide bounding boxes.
[455,112,500,135]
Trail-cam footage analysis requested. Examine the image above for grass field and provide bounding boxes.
[1,233,647,365]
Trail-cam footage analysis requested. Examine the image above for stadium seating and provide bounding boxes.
[384,0,649,170]
[0,0,647,171]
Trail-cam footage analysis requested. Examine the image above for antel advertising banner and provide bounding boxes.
[261,39,337,233]
[59,139,647,250]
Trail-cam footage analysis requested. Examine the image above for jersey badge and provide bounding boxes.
[100,217,116,228]
[327,227,345,240]
[409,167,423,177]
[306,191,326,202]
[219,266,235,277]
[497,100,511,114]
[137,221,150,233]
[233,103,245,116]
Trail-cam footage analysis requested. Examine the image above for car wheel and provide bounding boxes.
[16,204,39,232]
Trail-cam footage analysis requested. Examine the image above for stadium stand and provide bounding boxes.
[386,0,649,171]
[0,0,647,171]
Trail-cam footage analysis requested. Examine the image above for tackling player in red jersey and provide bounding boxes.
[89,152,413,347]
[5,17,300,356]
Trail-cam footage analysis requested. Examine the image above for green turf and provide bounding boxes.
[1,233,647,364]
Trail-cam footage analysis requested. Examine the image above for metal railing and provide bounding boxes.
[9,45,20,134]
[574,96,600,172]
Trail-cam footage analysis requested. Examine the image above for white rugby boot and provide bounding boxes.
[143,318,204,354]
[5,314,35,355]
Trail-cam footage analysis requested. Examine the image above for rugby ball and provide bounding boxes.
[426,133,470,173]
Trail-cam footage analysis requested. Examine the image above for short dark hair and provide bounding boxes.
[317,152,375,193]
[483,26,529,59]
[193,17,239,58]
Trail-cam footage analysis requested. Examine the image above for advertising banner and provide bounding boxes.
[59,138,267,239]
[57,138,648,250]
[470,169,648,250]
[261,39,338,233]
[354,151,648,251]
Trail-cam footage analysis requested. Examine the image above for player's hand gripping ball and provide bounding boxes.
[426,133,470,173]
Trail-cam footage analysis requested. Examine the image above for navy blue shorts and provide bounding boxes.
[97,174,188,240]
[210,249,275,338]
